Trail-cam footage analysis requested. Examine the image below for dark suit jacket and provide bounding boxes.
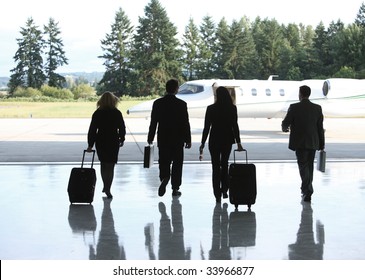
[148,94,191,147]
[282,99,325,151]
[201,103,241,147]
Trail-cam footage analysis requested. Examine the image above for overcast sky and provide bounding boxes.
[0,0,363,77]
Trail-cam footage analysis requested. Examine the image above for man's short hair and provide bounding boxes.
[166,79,179,94]
[300,85,311,98]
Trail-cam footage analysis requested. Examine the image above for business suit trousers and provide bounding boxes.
[158,145,184,190]
[209,144,232,200]
[295,149,316,196]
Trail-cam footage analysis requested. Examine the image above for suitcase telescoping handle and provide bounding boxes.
[233,149,248,164]
[82,149,95,168]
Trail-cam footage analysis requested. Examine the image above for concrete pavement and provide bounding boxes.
[0,117,364,163]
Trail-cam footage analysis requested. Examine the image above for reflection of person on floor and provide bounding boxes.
[89,198,126,260]
[158,200,191,260]
[144,223,157,260]
[209,203,231,260]
[288,202,325,260]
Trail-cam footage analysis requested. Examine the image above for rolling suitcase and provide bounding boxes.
[67,150,96,204]
[229,149,257,210]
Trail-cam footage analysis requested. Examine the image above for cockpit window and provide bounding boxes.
[178,83,204,94]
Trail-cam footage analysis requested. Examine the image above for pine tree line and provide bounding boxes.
[8,0,365,97]
[8,17,68,94]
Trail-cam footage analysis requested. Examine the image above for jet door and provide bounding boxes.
[212,83,237,105]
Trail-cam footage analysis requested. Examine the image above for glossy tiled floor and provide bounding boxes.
[1,160,364,260]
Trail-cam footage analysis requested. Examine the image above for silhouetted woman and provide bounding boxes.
[87,91,126,198]
[200,86,243,203]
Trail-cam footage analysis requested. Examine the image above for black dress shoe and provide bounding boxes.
[105,191,113,199]
[303,194,311,202]
[172,190,181,197]
[158,178,169,197]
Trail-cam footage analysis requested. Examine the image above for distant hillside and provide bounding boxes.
[0,72,104,89]
[0,77,9,89]
[61,72,104,82]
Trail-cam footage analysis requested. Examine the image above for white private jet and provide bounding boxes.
[126,76,365,118]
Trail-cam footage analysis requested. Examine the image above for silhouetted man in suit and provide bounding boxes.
[148,79,191,197]
[282,85,325,202]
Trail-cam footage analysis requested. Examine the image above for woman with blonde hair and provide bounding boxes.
[87,92,126,198]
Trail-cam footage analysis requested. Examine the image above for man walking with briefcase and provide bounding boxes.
[147,79,192,197]
[282,85,325,202]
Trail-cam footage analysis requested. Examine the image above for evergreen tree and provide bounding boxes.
[354,2,365,76]
[44,18,68,88]
[312,22,330,77]
[181,18,202,80]
[198,16,217,79]
[252,18,285,79]
[334,23,364,73]
[297,24,316,79]
[224,17,260,79]
[8,18,45,93]
[131,0,182,96]
[355,2,365,27]
[214,18,231,78]
[326,20,345,75]
[98,8,134,96]
[280,23,302,80]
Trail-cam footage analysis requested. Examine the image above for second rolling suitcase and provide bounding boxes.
[229,149,257,210]
[67,150,97,204]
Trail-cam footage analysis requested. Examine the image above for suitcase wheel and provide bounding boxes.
[234,204,252,210]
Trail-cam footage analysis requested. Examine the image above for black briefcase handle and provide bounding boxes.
[233,149,248,164]
[82,150,95,168]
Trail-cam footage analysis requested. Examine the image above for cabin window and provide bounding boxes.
[279,89,285,96]
[251,88,257,96]
[265,89,271,96]
[322,81,330,96]
[178,83,204,94]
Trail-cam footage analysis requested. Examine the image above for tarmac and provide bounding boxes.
[0,117,364,260]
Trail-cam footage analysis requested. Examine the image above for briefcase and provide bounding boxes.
[317,150,326,172]
[144,144,154,168]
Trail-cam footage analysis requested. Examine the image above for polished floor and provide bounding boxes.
[1,160,364,260]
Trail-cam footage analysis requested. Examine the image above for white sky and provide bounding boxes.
[0,0,364,77]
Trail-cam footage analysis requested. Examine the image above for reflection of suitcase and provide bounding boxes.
[229,149,257,210]
[67,150,96,204]
[68,204,97,233]
[228,210,256,247]
[68,204,97,246]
